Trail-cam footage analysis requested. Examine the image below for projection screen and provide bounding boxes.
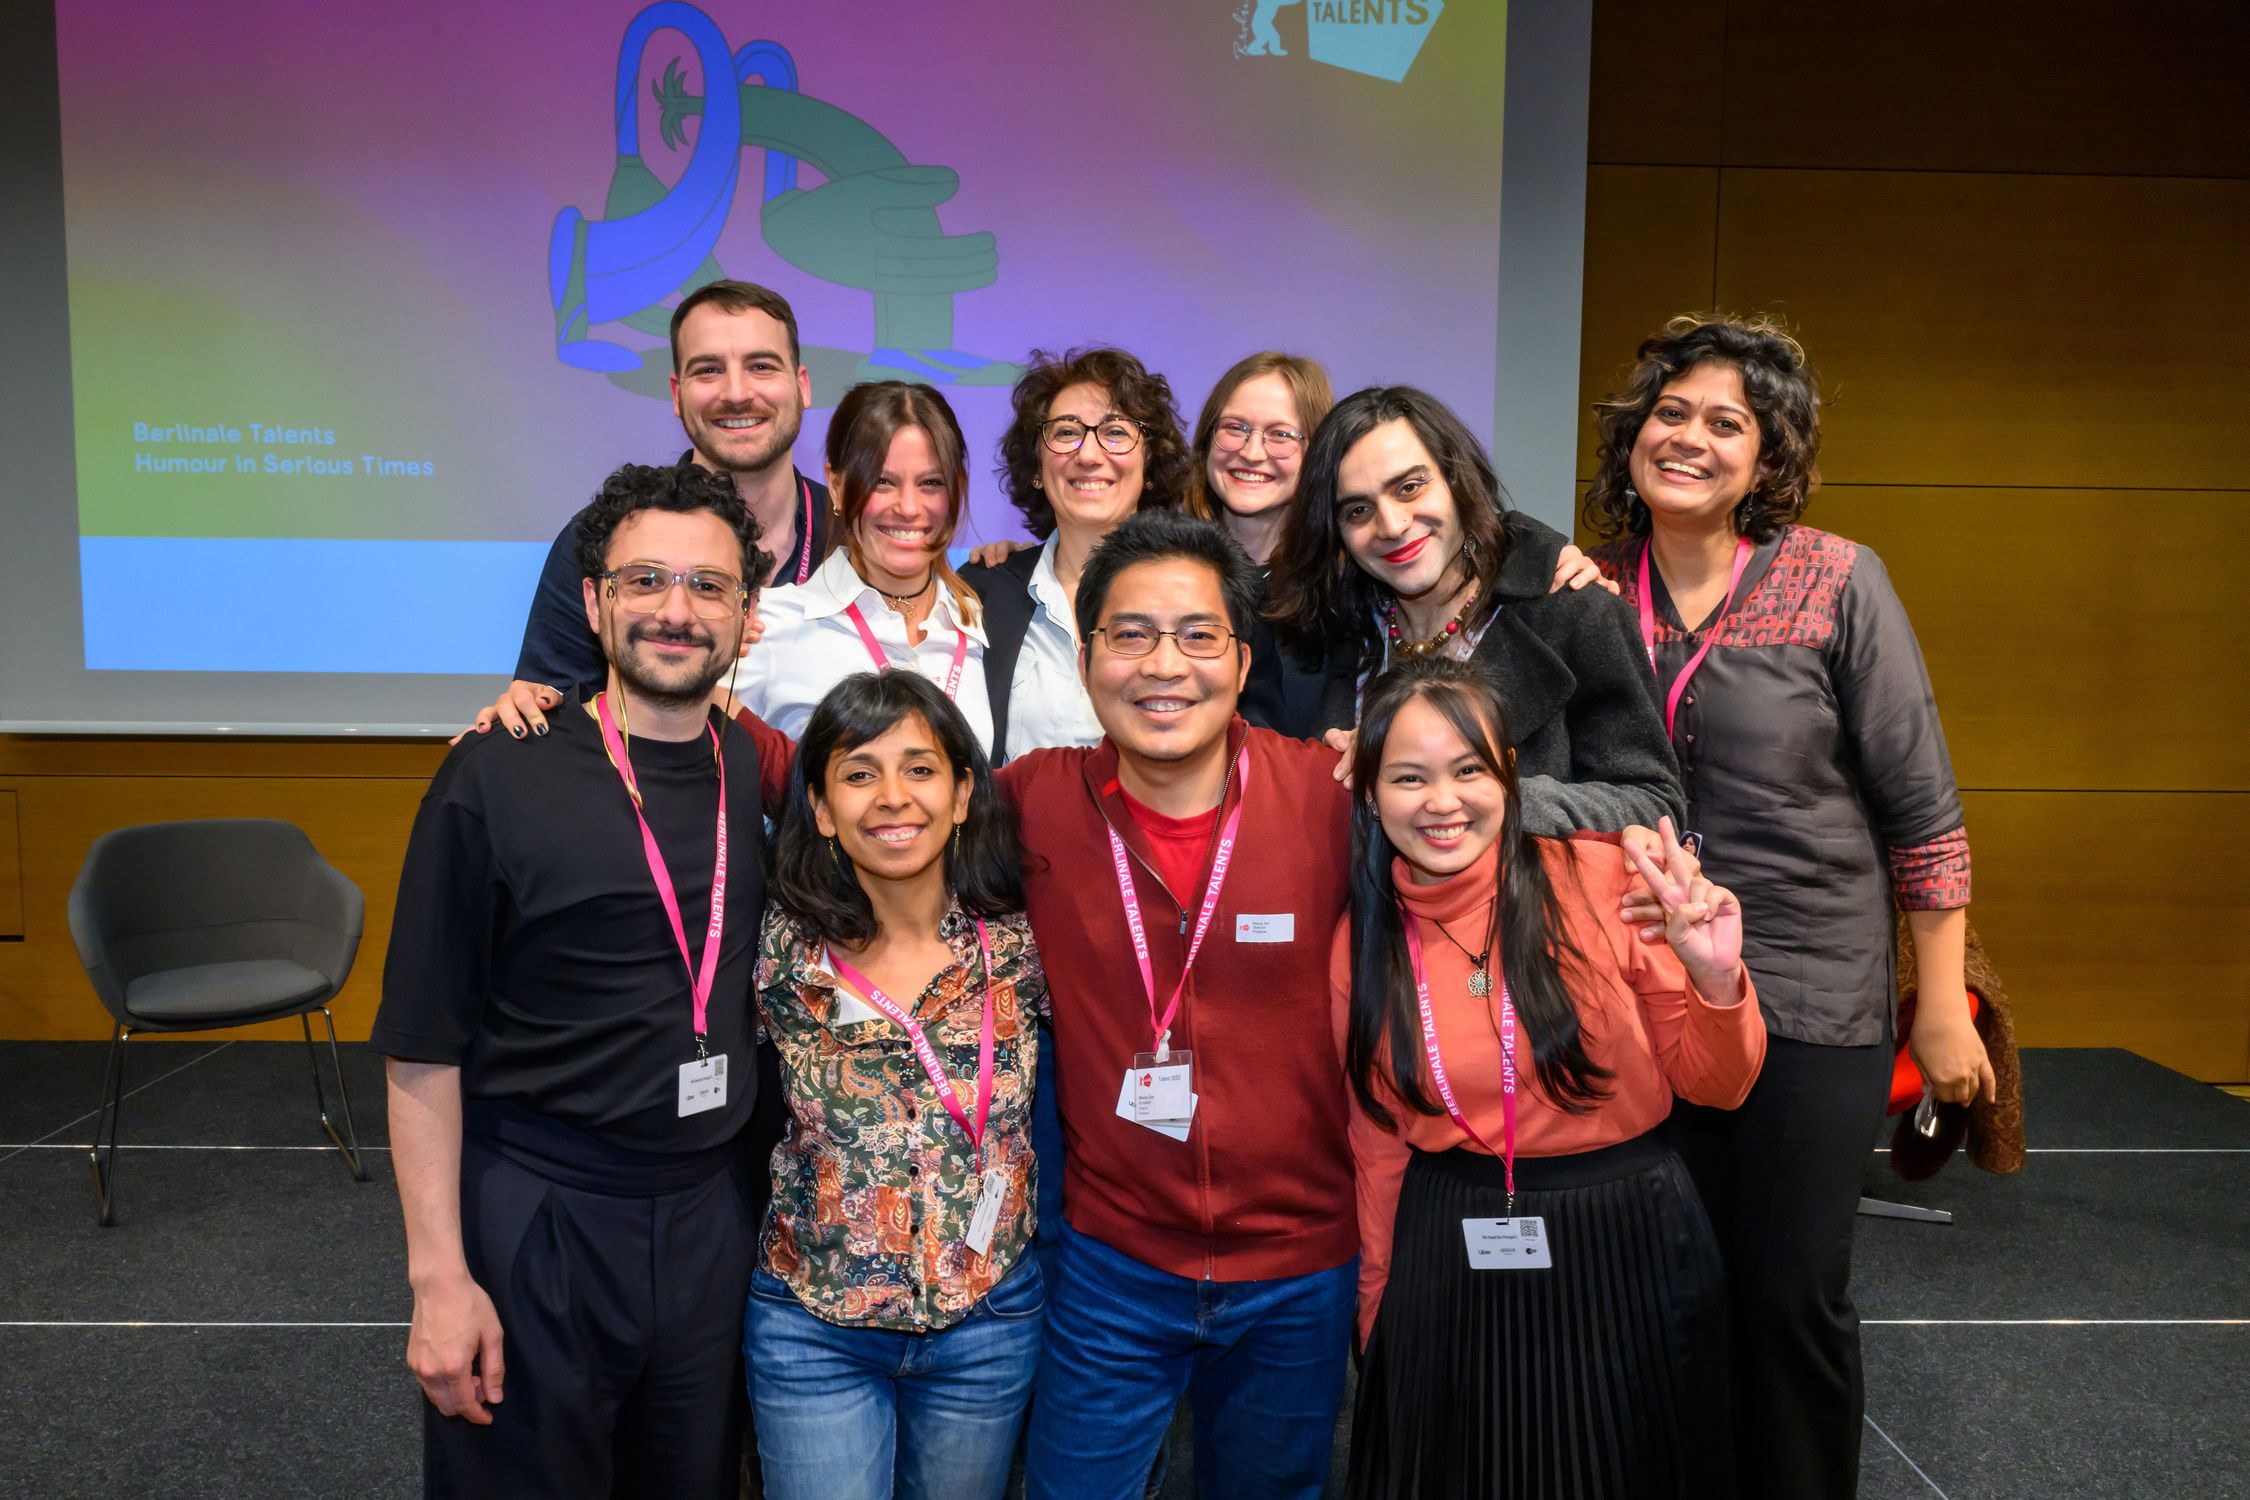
[0,0,1590,734]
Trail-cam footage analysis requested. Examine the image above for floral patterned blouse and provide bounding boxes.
[755,901,1046,1332]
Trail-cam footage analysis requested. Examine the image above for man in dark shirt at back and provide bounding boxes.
[373,461,769,1498]
[493,278,835,728]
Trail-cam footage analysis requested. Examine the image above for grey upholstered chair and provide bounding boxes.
[66,818,370,1225]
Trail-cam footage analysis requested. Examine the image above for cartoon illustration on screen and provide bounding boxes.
[1235,0,1303,58]
[547,1,1019,403]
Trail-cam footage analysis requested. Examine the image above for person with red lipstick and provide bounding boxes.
[1268,385,1683,838]
[1585,315,1988,1500]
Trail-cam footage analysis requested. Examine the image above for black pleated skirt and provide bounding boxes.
[1350,1132,1733,1500]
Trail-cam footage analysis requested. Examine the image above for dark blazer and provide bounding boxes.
[956,544,1044,761]
[1320,511,1685,836]
[1244,571,1346,741]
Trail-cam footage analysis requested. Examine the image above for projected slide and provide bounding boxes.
[55,0,1496,676]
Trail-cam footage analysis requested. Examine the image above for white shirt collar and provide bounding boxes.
[798,543,986,644]
[1027,536,1075,623]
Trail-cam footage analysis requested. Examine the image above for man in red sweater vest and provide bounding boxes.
[1010,512,1356,1500]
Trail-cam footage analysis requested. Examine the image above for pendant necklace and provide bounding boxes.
[1430,893,1502,998]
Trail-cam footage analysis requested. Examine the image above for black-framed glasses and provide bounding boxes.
[1089,623,1238,659]
[1211,419,1305,457]
[1040,415,1144,456]
[602,565,748,620]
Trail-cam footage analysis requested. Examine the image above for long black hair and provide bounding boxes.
[1346,656,1611,1130]
[768,671,1024,947]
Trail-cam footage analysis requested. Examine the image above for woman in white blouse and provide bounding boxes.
[730,381,995,751]
[956,347,1191,763]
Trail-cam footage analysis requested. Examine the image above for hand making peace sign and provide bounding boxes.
[1622,817,1749,1008]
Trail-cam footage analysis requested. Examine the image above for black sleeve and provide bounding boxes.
[1520,591,1686,836]
[510,515,603,692]
[369,771,499,1065]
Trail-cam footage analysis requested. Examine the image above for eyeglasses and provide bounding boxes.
[1089,623,1238,659]
[602,565,748,620]
[1211,419,1305,457]
[1040,416,1144,456]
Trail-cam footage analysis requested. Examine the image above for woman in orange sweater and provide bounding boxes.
[1331,655,1767,1499]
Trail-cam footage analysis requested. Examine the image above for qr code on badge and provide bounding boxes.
[1519,1220,1540,1239]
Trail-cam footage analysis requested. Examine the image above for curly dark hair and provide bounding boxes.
[573,461,767,590]
[1581,314,1821,544]
[995,347,1192,539]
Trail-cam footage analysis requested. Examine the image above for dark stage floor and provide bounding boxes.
[0,1042,2242,1498]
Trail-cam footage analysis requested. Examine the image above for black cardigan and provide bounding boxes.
[1319,512,1685,836]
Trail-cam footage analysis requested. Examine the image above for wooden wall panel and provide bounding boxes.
[1808,488,2250,793]
[1576,166,1719,480]
[1961,790,2250,1081]
[0,736,443,780]
[1720,2,2250,178]
[0,772,427,1042]
[1587,0,1726,165]
[0,791,21,939]
[1713,170,2250,491]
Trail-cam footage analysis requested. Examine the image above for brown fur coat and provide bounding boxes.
[1894,916,2026,1175]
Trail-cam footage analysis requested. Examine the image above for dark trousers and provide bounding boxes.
[423,1129,758,1500]
[1667,1032,1893,1500]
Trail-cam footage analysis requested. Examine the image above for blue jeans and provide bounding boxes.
[1022,1222,1355,1500]
[744,1256,1046,1500]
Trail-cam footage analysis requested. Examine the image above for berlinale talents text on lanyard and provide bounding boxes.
[594,693,730,1114]
[842,581,969,702]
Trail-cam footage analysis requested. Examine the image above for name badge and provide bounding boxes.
[1114,1070,1197,1141]
[965,1167,1010,1255]
[1462,1215,1551,1270]
[677,1054,728,1117]
[1131,1052,1194,1123]
[1234,913,1295,943]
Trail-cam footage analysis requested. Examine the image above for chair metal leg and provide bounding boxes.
[1858,1195,1953,1225]
[88,1023,131,1226]
[302,1008,367,1182]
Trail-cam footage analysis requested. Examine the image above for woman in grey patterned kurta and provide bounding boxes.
[1585,315,1994,1500]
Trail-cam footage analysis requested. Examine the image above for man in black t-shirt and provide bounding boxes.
[374,462,769,1499]
[490,278,836,731]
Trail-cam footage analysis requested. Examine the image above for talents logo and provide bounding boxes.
[1233,0,1445,83]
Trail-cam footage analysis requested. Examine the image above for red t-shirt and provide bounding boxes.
[1117,787,1220,907]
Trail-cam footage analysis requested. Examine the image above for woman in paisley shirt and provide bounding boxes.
[746,669,1048,1500]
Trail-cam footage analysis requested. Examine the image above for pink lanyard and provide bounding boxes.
[843,599,970,702]
[594,694,728,1050]
[1403,915,1518,1201]
[1637,536,1754,739]
[1104,752,1250,1054]
[827,917,998,1169]
[789,476,816,585]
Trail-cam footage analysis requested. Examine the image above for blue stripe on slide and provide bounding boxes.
[81,537,551,674]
